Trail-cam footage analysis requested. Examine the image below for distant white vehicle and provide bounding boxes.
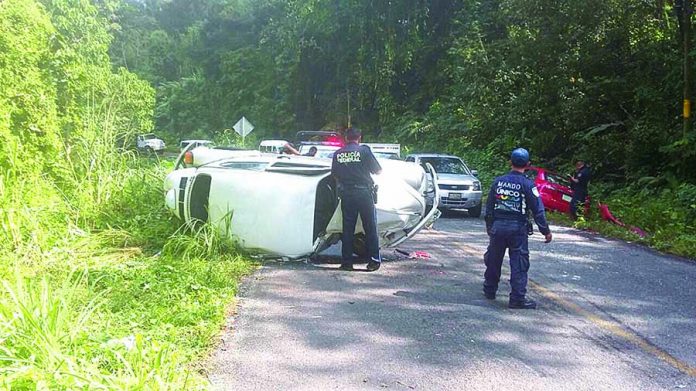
[259,140,289,154]
[136,133,165,154]
[363,143,401,160]
[180,139,213,151]
[165,149,440,258]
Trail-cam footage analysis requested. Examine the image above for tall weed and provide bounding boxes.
[0,271,204,389]
[162,214,242,262]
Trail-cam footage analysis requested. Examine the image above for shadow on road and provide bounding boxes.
[211,217,696,390]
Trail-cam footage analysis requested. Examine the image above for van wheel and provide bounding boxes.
[468,204,482,218]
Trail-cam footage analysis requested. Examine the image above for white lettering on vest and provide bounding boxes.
[337,151,361,163]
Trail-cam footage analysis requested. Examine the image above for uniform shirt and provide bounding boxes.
[331,142,382,187]
[484,171,551,235]
[571,165,591,193]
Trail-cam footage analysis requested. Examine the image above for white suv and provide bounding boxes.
[404,154,483,217]
[136,133,166,154]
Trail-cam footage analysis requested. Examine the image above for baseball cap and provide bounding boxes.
[511,148,530,167]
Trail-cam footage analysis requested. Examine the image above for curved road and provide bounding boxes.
[209,215,696,390]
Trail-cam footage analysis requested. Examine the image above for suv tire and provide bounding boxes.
[468,203,482,218]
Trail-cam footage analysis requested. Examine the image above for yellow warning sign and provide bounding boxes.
[684,99,691,118]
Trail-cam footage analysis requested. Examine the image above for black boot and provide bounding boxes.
[508,298,537,309]
[366,260,381,272]
[483,290,496,300]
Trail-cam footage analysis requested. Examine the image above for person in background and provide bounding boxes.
[483,148,552,309]
[569,160,591,220]
[331,127,382,272]
[283,143,300,155]
[283,144,317,157]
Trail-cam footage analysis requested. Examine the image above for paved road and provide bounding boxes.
[209,215,696,390]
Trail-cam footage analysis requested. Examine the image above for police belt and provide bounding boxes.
[493,214,526,222]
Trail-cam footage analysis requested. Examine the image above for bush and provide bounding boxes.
[0,161,255,389]
[549,182,696,259]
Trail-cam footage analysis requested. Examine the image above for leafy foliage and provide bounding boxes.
[0,0,254,388]
[0,0,155,254]
[112,1,694,182]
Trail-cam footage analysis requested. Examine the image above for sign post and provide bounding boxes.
[676,0,693,138]
[233,116,255,146]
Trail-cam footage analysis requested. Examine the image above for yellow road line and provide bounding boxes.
[530,280,696,378]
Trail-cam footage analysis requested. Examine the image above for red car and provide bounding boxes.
[525,166,590,214]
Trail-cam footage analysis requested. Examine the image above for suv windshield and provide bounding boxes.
[419,157,471,175]
[374,152,400,160]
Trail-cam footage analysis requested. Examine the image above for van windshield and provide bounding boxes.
[419,157,470,175]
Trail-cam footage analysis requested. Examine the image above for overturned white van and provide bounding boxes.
[164,148,439,258]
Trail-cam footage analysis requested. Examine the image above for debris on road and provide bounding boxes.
[395,248,432,259]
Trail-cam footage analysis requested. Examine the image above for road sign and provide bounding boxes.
[233,116,254,137]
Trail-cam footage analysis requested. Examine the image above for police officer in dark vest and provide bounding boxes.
[483,148,553,309]
[331,127,382,272]
[569,160,591,220]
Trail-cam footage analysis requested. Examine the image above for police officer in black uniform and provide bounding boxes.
[331,127,382,272]
[483,148,553,309]
[569,160,591,220]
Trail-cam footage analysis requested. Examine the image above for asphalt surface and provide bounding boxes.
[208,214,696,390]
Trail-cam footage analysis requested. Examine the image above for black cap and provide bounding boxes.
[345,127,362,140]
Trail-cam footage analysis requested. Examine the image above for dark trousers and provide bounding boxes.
[340,188,380,263]
[569,190,587,219]
[483,220,530,301]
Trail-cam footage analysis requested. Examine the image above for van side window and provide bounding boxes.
[405,156,415,162]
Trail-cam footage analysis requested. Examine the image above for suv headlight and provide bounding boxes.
[426,181,434,193]
[424,174,435,193]
[473,181,481,191]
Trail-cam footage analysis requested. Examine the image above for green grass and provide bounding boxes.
[546,203,696,260]
[0,159,256,389]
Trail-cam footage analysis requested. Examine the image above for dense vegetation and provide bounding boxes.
[1,0,694,388]
[0,0,252,387]
[111,0,695,255]
[108,1,690,174]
